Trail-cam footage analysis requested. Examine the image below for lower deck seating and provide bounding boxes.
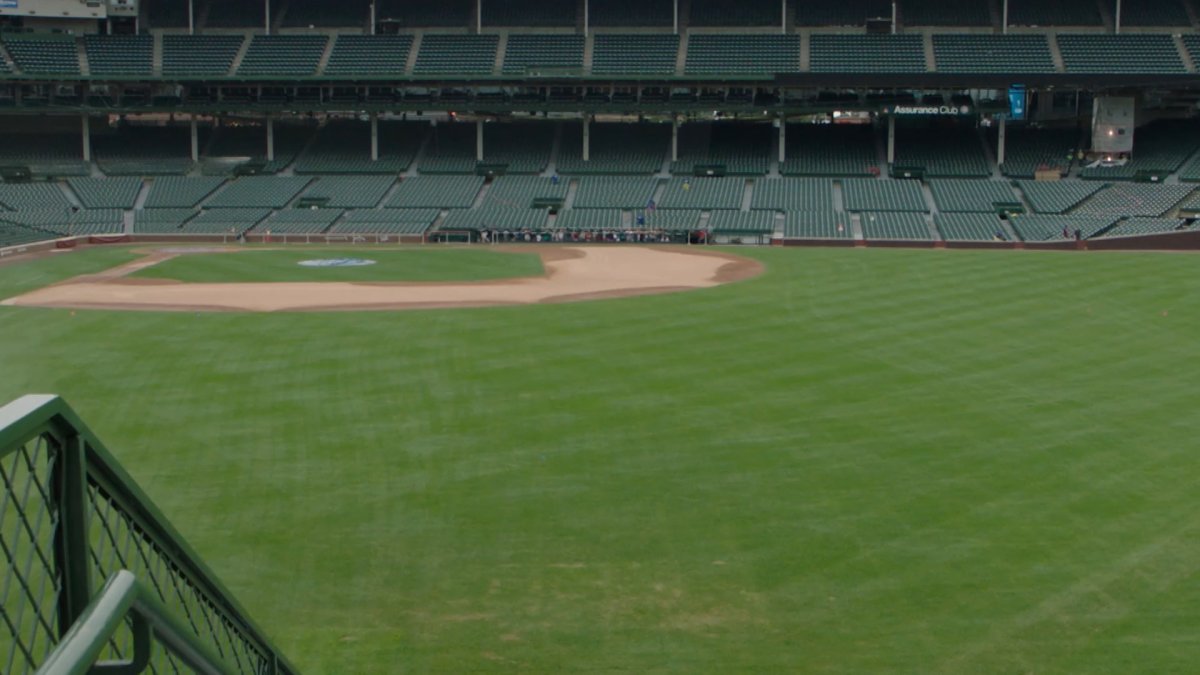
[183,208,271,234]
[1017,180,1104,213]
[842,179,928,212]
[441,206,548,231]
[999,128,1077,178]
[144,177,227,208]
[0,183,72,210]
[935,213,1009,241]
[558,123,670,175]
[0,222,63,247]
[707,211,776,234]
[484,176,569,209]
[133,209,198,233]
[672,123,772,176]
[1007,214,1116,241]
[1098,218,1190,237]
[573,177,660,209]
[333,209,439,235]
[751,178,834,212]
[0,132,86,177]
[929,179,1021,212]
[257,209,344,234]
[554,210,626,231]
[298,176,395,208]
[67,177,143,209]
[204,176,312,208]
[895,128,990,178]
[419,123,477,174]
[1079,120,1200,180]
[657,177,745,210]
[860,212,935,240]
[784,211,850,238]
[93,126,194,175]
[385,176,483,209]
[783,125,878,177]
[1071,184,1195,218]
[294,121,408,174]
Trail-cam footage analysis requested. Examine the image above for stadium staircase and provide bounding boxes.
[0,394,299,675]
[1174,35,1197,73]
[75,39,89,78]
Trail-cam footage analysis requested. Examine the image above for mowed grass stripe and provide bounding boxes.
[0,247,1198,672]
[132,248,545,283]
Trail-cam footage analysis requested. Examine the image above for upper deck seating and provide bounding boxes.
[163,35,244,77]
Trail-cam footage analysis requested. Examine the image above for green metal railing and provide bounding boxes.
[1,395,299,675]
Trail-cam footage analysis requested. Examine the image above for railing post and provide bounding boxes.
[53,433,93,637]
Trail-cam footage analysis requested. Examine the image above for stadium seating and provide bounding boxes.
[203,123,314,175]
[482,0,576,26]
[322,35,414,76]
[685,35,800,76]
[784,211,850,238]
[205,176,312,208]
[707,211,776,234]
[935,213,1010,241]
[1,222,63,247]
[558,123,670,175]
[1057,34,1185,74]
[441,206,548,231]
[298,176,396,208]
[895,127,990,178]
[484,176,569,209]
[1098,217,1189,238]
[333,209,439,235]
[751,179,835,212]
[998,128,1077,178]
[903,0,990,26]
[133,208,198,233]
[204,0,264,28]
[672,123,772,176]
[928,179,1021,213]
[503,35,585,75]
[1007,214,1115,241]
[60,209,124,236]
[84,36,152,77]
[419,123,477,174]
[657,177,745,210]
[377,121,429,172]
[591,35,679,76]
[591,0,673,27]
[375,0,472,27]
[413,35,498,75]
[782,125,878,177]
[932,35,1056,74]
[1016,180,1104,214]
[92,125,193,175]
[1079,120,1200,180]
[162,35,244,77]
[1119,0,1191,26]
[257,209,344,234]
[641,210,701,230]
[795,0,890,25]
[810,35,926,73]
[143,177,227,208]
[842,179,929,212]
[690,0,779,26]
[1071,184,1195,218]
[67,177,142,209]
[237,35,328,77]
[183,208,271,234]
[2,35,81,75]
[859,212,935,240]
[1008,0,1101,25]
[554,210,626,231]
[479,123,556,174]
[294,121,407,174]
[0,183,72,210]
[282,0,370,27]
[0,131,87,177]
[1180,36,1200,71]
[385,176,483,209]
[573,177,661,209]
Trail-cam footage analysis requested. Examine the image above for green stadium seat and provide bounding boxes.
[592,35,679,76]
[997,128,1076,178]
[933,35,1055,74]
[413,35,498,76]
[554,209,625,231]
[133,208,198,233]
[707,211,776,234]
[1007,214,1116,241]
[67,177,142,209]
[1071,184,1195,218]
[928,179,1020,213]
[935,213,1009,241]
[1097,217,1190,238]
[657,177,745,210]
[751,178,834,212]
[256,209,344,234]
[784,211,850,238]
[574,177,661,209]
[810,35,926,73]
[1016,180,1103,213]
[2,35,81,75]
[143,177,227,208]
[324,35,413,76]
[334,209,438,235]
[685,35,800,76]
[672,123,772,176]
[0,183,72,210]
[860,212,935,240]
[163,35,244,77]
[385,176,483,209]
[184,208,271,234]
[84,35,152,77]
[485,176,569,209]
[237,35,328,77]
[503,35,584,76]
[298,176,396,208]
[842,179,928,212]
[205,176,312,209]
[895,128,991,178]
[1057,34,1184,74]
[782,125,878,177]
[558,123,670,175]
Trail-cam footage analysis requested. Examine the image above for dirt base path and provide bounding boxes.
[2,246,762,312]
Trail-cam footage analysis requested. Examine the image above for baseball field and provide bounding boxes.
[1,244,1198,673]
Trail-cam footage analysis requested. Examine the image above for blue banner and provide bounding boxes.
[1008,86,1027,121]
[0,0,17,8]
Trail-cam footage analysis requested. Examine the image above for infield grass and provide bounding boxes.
[130,247,545,283]
[2,245,1199,673]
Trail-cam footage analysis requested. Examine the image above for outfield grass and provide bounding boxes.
[131,248,545,283]
[2,246,1199,673]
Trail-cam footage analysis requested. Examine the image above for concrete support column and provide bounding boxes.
[781,0,787,34]
[476,120,484,162]
[886,115,895,165]
[583,117,591,162]
[778,115,786,164]
[584,0,589,36]
[370,113,379,161]
[997,115,1007,167]
[266,115,275,162]
[369,1,376,35]
[671,116,679,162]
[1114,0,1121,34]
[188,0,194,35]
[891,1,896,33]
[476,0,482,34]
[190,119,199,162]
[673,0,679,34]
[265,0,271,34]
[81,115,91,163]
[1002,0,1008,34]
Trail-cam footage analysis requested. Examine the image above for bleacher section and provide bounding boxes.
[1008,0,1101,25]
[657,178,745,210]
[708,212,776,236]
[333,209,439,235]
[752,179,834,212]
[67,177,142,209]
[573,177,661,209]
[895,128,990,178]
[385,176,483,209]
[928,179,1021,213]
[1072,183,1194,218]
[1017,180,1104,213]
[1057,34,1185,74]
[1099,218,1190,238]
[238,35,328,77]
[84,36,153,77]
[592,35,679,76]
[93,125,193,175]
[558,124,670,174]
[482,0,576,26]
[690,0,780,26]
[932,35,1056,74]
[143,177,227,208]
[672,123,772,176]
[298,176,395,208]
[503,35,585,76]
[999,128,1077,178]
[162,35,244,77]
[1007,214,1115,241]
[783,125,878,177]
[641,210,701,231]
[903,0,990,26]
[795,0,891,26]
[485,176,569,209]
[205,176,312,208]
[413,35,498,75]
[257,209,344,234]
[0,183,72,210]
[591,0,674,26]
[375,0,473,27]
[935,213,1009,241]
[133,208,198,233]
[685,35,800,76]
[1,222,62,247]
[784,211,850,238]
[325,35,413,76]
[860,212,934,240]
[2,35,80,75]
[810,35,926,73]
[184,208,271,234]
[842,179,928,212]
[441,206,548,231]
